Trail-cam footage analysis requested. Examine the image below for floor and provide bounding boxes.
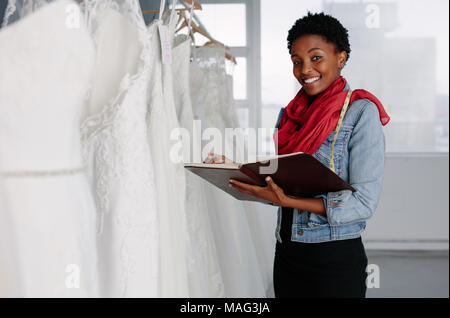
[265,249,449,298]
[365,250,448,298]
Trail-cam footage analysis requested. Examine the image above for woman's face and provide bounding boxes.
[291,34,347,96]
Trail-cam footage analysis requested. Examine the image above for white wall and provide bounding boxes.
[257,154,450,251]
[364,154,449,250]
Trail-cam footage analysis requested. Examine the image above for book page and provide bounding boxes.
[184,162,240,169]
[242,151,305,164]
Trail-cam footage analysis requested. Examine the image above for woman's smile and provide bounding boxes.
[302,76,321,85]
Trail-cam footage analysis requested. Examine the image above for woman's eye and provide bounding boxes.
[293,61,301,65]
[312,56,322,61]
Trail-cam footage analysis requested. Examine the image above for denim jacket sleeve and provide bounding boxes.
[323,101,385,225]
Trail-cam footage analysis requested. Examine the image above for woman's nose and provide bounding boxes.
[300,61,313,75]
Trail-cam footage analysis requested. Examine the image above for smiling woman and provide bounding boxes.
[225,12,390,298]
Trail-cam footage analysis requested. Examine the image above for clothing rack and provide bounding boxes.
[142,7,199,14]
[142,0,202,14]
[178,1,237,64]
[75,0,202,14]
[179,0,212,40]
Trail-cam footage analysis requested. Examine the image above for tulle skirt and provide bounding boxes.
[0,173,99,297]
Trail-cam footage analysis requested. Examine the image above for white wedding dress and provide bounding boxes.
[146,9,190,297]
[0,0,98,297]
[172,34,225,297]
[222,64,274,297]
[190,45,267,297]
[81,0,159,297]
[223,70,274,297]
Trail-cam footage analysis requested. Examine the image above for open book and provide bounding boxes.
[184,152,356,204]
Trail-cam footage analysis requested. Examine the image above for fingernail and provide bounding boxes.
[229,180,233,183]
[265,177,271,182]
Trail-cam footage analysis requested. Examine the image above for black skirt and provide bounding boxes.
[273,207,368,298]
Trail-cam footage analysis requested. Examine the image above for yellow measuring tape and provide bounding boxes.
[330,90,353,173]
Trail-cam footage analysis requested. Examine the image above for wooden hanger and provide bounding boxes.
[176,19,237,65]
[177,18,228,49]
[203,41,237,65]
[180,0,202,10]
[142,0,202,14]
[226,52,238,65]
[76,0,202,14]
[174,10,196,42]
[202,41,230,52]
[176,10,188,32]
[75,0,236,65]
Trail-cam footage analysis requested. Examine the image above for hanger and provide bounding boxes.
[180,0,202,10]
[142,0,202,14]
[174,10,196,42]
[203,41,237,65]
[176,10,188,32]
[76,0,202,14]
[76,0,236,65]
[176,18,237,65]
[176,19,226,50]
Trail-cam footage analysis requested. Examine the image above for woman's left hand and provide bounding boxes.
[229,176,287,206]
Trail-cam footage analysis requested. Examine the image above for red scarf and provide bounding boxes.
[274,76,390,155]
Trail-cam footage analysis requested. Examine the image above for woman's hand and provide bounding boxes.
[203,153,234,164]
[229,176,287,206]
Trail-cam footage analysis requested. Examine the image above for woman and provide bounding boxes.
[205,12,390,298]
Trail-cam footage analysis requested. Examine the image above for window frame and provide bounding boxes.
[191,0,262,130]
[193,0,448,155]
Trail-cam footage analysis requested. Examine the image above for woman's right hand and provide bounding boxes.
[203,153,234,164]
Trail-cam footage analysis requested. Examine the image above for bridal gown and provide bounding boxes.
[223,71,274,297]
[172,34,225,297]
[0,0,98,297]
[81,0,159,297]
[190,45,267,297]
[146,10,190,297]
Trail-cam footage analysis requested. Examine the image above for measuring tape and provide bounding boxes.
[330,90,353,173]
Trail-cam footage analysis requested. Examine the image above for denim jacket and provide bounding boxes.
[274,83,385,243]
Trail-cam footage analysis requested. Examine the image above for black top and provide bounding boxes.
[280,207,295,243]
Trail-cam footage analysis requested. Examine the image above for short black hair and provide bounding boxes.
[287,12,351,61]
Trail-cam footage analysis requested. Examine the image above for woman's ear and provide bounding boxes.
[338,51,348,69]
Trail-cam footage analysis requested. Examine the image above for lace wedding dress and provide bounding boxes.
[0,0,98,297]
[146,9,190,297]
[190,45,267,297]
[80,0,159,297]
[222,64,274,297]
[172,34,225,297]
[223,70,274,298]
[2,0,53,27]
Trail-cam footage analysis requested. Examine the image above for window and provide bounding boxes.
[192,3,247,47]
[184,0,261,131]
[261,0,449,154]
